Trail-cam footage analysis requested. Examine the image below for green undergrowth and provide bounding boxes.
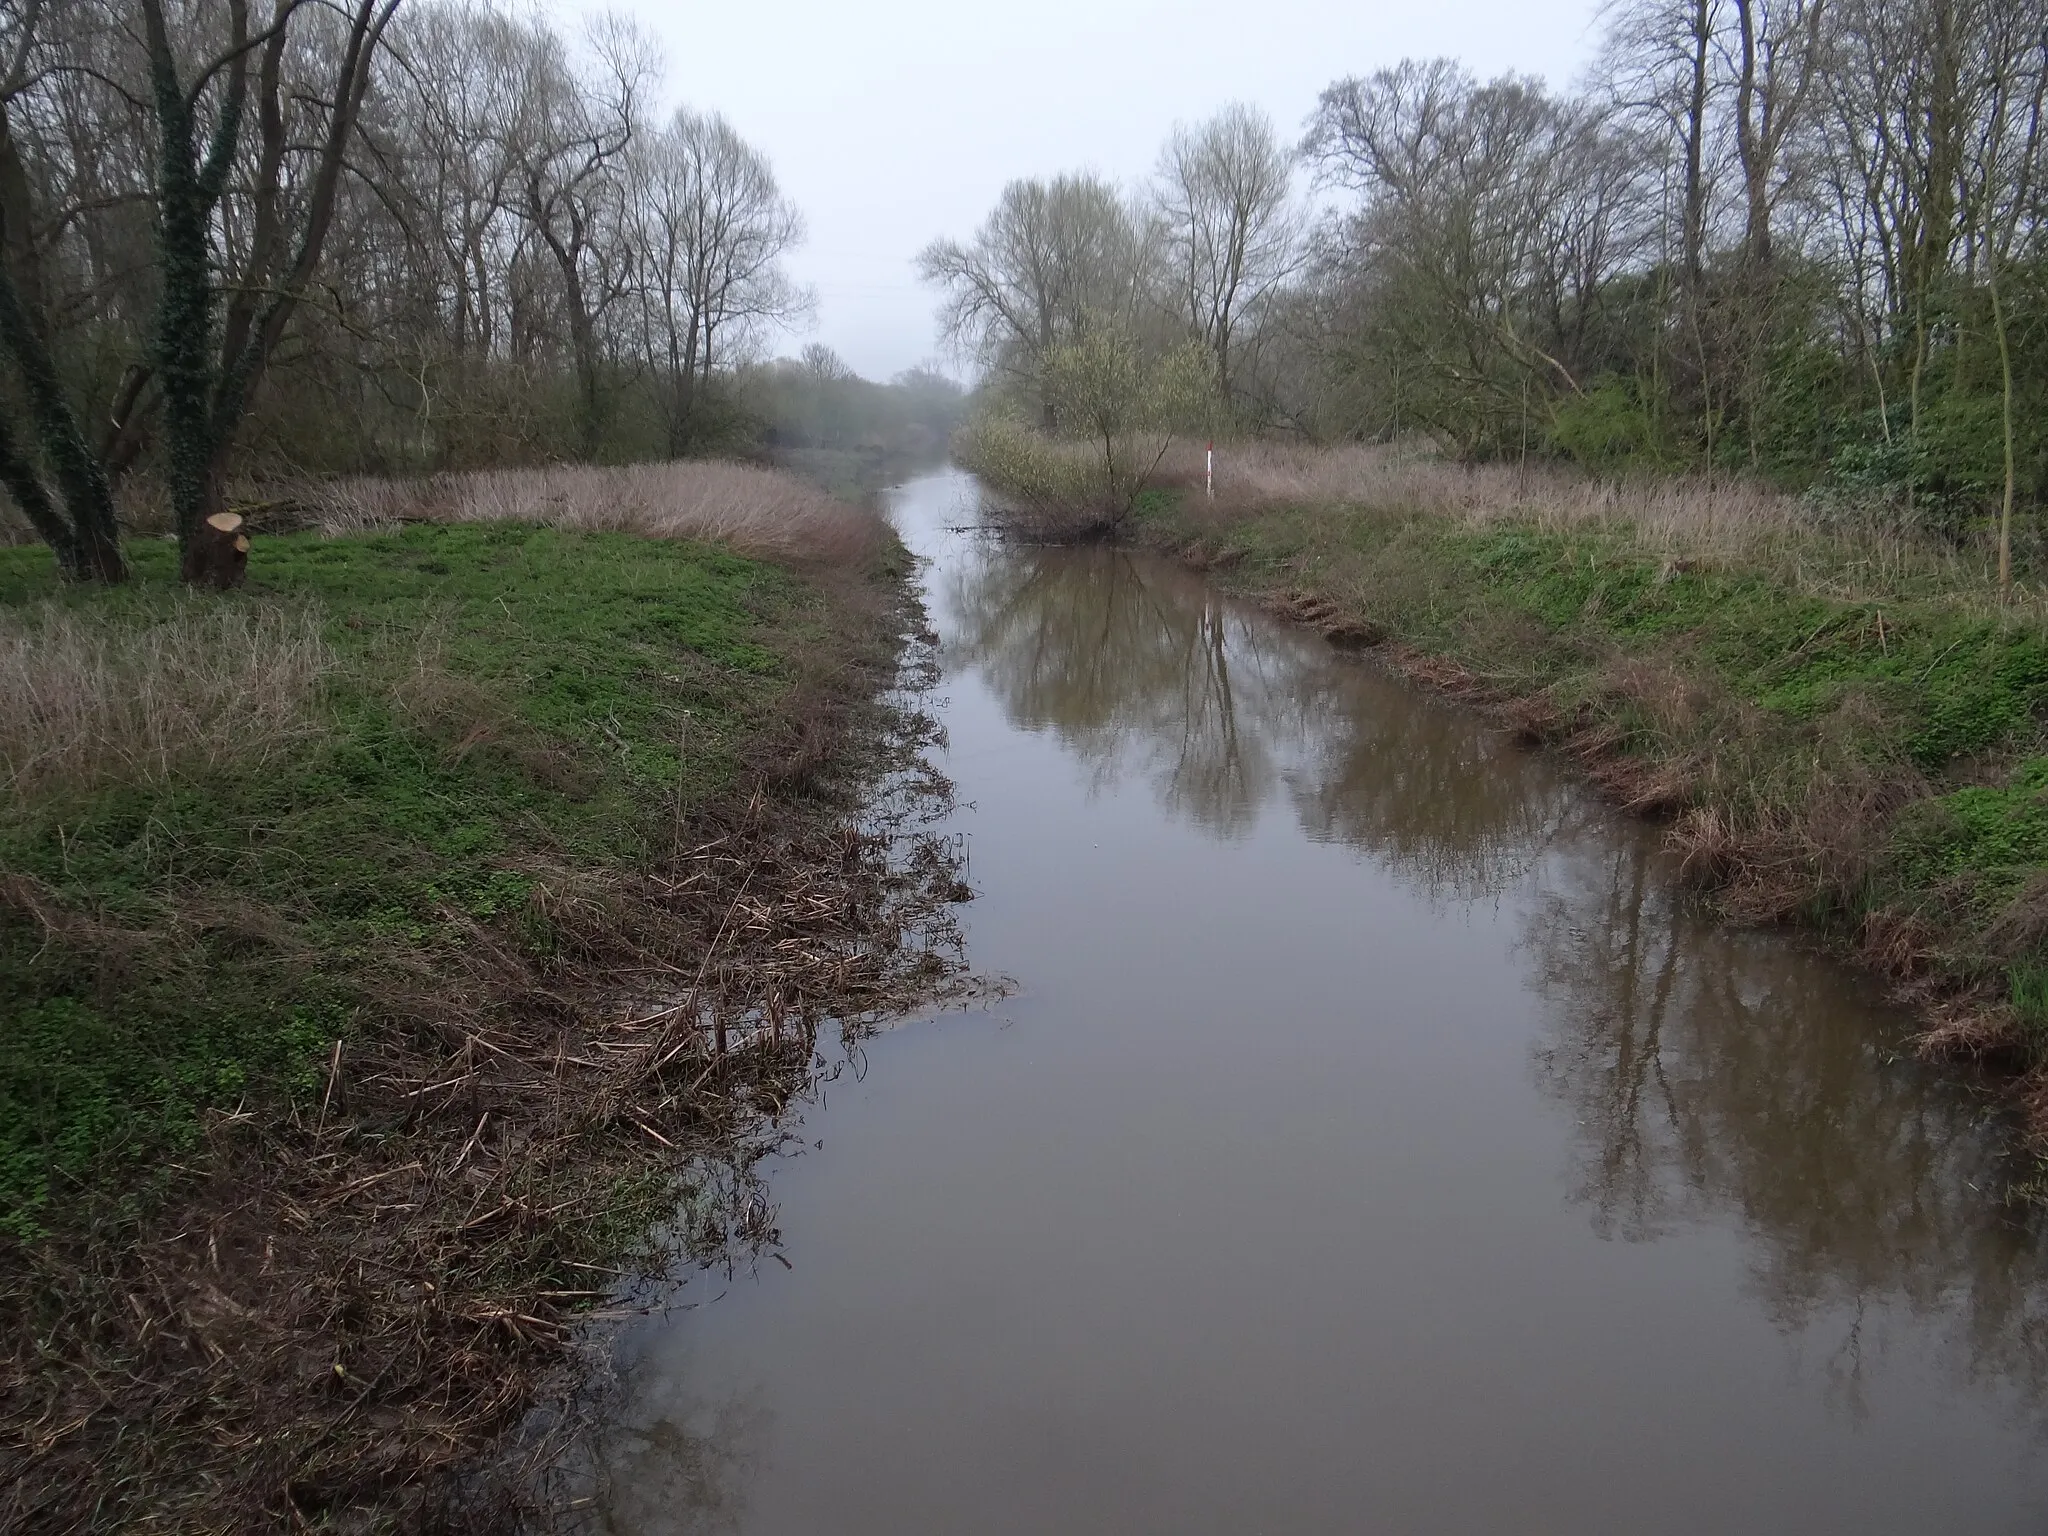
[0,523,851,1239]
[1450,526,2048,768]
[1134,491,2048,1037]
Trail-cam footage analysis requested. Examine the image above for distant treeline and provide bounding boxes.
[922,0,2048,540]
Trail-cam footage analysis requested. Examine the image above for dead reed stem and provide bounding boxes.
[295,460,884,567]
[0,599,334,798]
[1147,438,2046,622]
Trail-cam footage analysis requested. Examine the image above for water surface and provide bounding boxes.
[594,468,2048,1534]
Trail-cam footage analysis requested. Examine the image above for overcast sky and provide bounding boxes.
[563,0,1608,381]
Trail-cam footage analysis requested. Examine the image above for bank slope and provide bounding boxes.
[1125,487,2048,1100]
[0,509,959,1530]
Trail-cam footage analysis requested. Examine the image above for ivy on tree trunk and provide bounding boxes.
[141,0,248,582]
[0,90,126,581]
[139,0,399,585]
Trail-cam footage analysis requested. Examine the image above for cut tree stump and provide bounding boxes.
[188,511,251,590]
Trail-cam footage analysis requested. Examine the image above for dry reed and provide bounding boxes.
[0,599,334,798]
[299,460,883,565]
[1152,438,2046,621]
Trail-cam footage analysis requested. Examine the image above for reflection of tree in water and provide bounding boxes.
[946,544,1573,895]
[946,528,2048,1417]
[1278,664,1582,901]
[946,546,1270,833]
[951,533,2048,1418]
[1528,828,2048,1416]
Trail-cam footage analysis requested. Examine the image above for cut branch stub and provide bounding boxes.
[187,510,250,590]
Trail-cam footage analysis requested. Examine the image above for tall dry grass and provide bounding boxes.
[300,459,883,565]
[0,600,335,799]
[1158,438,2044,620]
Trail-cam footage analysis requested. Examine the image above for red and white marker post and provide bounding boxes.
[1206,440,1214,498]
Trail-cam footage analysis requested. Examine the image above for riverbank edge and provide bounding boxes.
[0,523,964,1530]
[1112,489,2048,1159]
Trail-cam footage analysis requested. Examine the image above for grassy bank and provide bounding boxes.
[964,432,2048,1115]
[0,464,960,1529]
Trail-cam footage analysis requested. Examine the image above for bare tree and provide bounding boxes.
[918,173,1157,427]
[504,15,649,460]
[368,0,529,453]
[1955,0,2048,591]
[0,0,834,579]
[0,0,401,583]
[1727,0,1829,269]
[629,106,808,454]
[1153,103,1300,413]
[0,0,138,580]
[799,341,854,382]
[1305,62,1641,450]
[1594,0,1831,462]
[147,0,404,583]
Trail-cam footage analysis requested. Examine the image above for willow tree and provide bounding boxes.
[918,174,1158,429]
[1041,327,1214,532]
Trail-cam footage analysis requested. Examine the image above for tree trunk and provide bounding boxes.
[184,509,250,591]
[1681,0,1711,288]
[1909,0,1963,448]
[571,310,601,459]
[1731,0,1775,270]
[0,165,127,581]
[74,521,127,583]
[534,213,602,460]
[1988,247,2017,600]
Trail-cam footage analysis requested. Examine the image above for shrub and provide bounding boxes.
[952,415,1107,538]
[1549,379,1667,470]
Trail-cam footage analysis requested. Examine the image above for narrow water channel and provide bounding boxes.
[593,468,2048,1533]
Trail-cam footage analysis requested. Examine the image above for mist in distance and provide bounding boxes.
[564,0,1607,380]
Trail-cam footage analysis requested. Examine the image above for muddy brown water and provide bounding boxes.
[590,468,2048,1533]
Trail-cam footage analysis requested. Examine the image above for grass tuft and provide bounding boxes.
[0,598,334,798]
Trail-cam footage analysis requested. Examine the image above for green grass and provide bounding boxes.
[0,523,831,1238]
[1891,762,2048,1026]
[1443,524,2048,767]
[1165,498,2048,766]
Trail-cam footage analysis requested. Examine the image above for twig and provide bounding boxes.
[316,1037,343,1133]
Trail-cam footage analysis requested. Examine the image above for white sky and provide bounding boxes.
[565,0,1608,381]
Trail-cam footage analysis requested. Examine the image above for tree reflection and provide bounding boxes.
[947,533,2048,1413]
[1527,827,2048,1411]
[945,542,1575,891]
[1280,665,1583,900]
[946,546,1271,832]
